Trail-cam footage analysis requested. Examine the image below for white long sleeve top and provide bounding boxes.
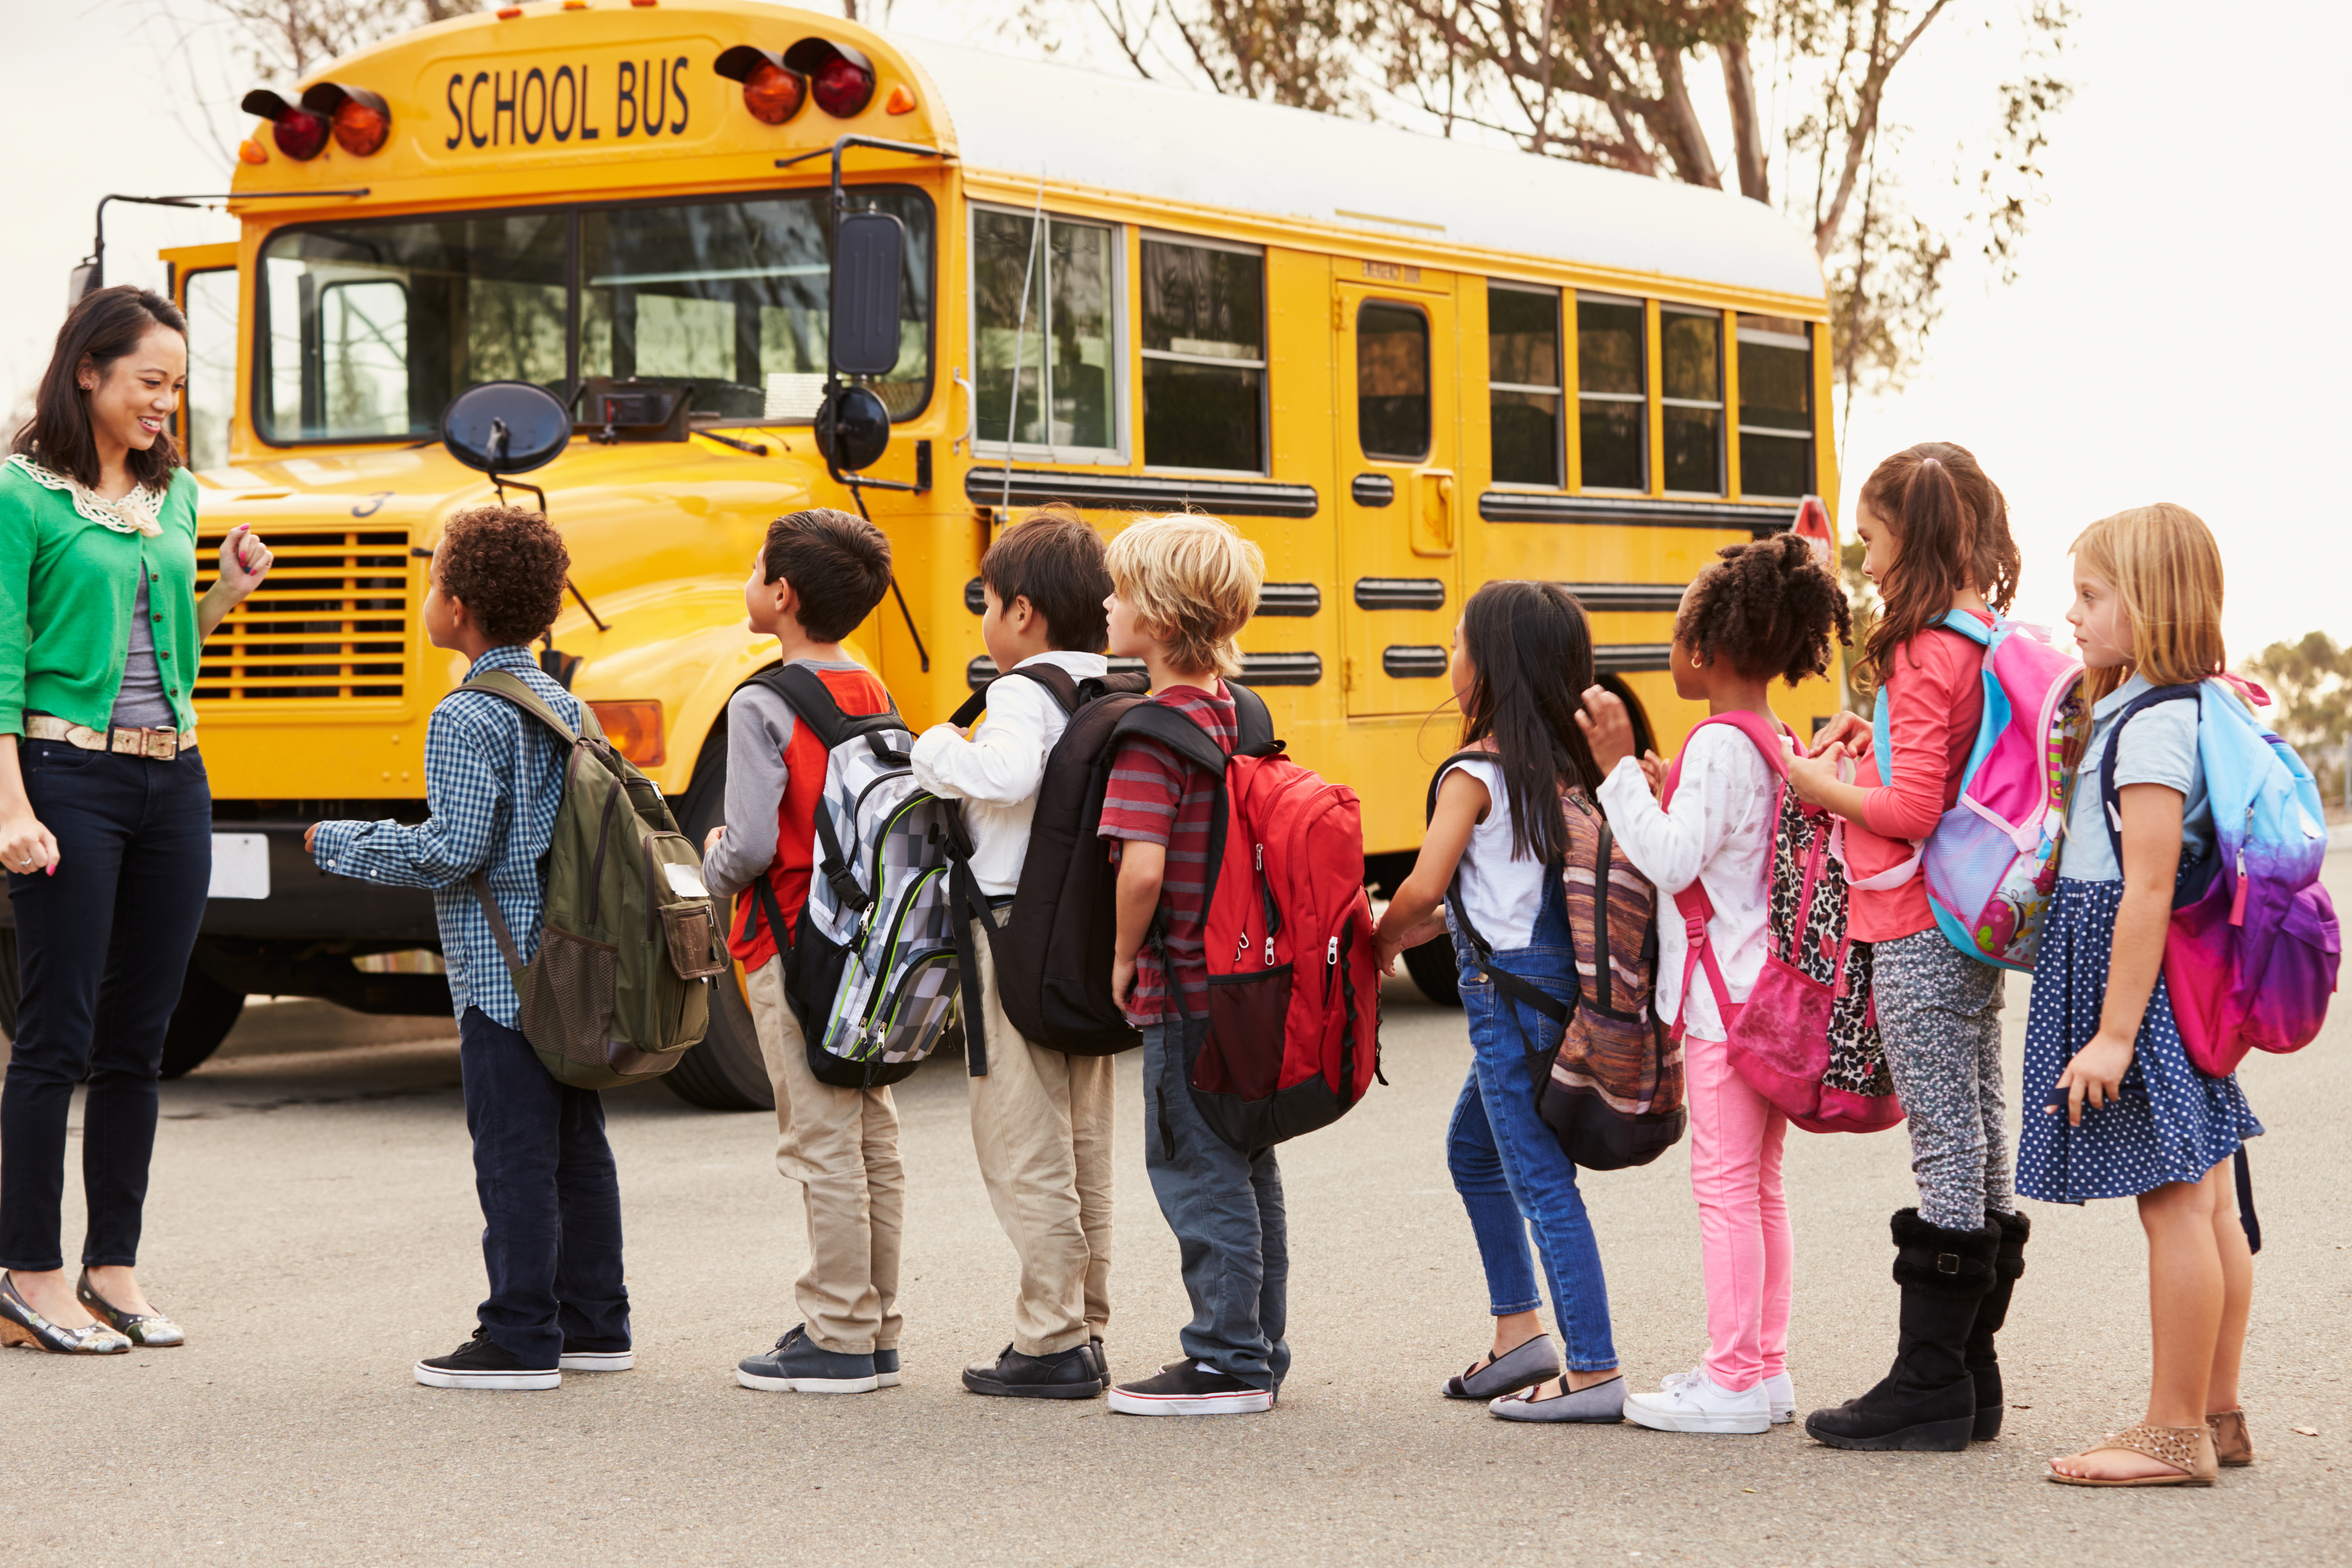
[910,650,1108,897]
[1594,724,1779,1042]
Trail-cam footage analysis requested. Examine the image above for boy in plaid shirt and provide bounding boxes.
[308,506,624,1392]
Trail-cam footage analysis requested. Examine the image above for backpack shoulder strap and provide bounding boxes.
[948,663,1085,730]
[750,662,901,751]
[1937,608,1995,646]
[1226,680,1276,754]
[1661,712,1787,805]
[456,670,596,745]
[1114,701,1230,777]
[2097,683,2203,858]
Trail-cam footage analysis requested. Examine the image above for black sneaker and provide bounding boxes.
[735,1324,878,1394]
[1107,1358,1272,1416]
[559,1336,634,1372]
[1088,1336,1108,1386]
[415,1327,560,1391]
[875,1346,901,1388]
[963,1343,1106,1400]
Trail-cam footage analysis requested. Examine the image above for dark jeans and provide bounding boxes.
[1141,1019,1290,1393]
[0,742,211,1273]
[457,1007,629,1368]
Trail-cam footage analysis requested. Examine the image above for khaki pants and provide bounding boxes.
[747,956,904,1356]
[967,914,1115,1357]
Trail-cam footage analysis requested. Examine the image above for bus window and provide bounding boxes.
[972,209,1118,456]
[1576,294,1646,490]
[1356,301,1430,461]
[1140,235,1265,472]
[1738,314,1814,498]
[181,269,237,471]
[260,210,571,442]
[1661,305,1724,494]
[1487,283,1561,486]
[582,189,932,423]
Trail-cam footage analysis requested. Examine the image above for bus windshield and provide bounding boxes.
[255,187,933,444]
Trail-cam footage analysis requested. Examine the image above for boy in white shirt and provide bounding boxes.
[911,506,1114,1400]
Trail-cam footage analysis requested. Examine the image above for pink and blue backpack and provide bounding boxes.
[2096,679,2339,1077]
[1866,611,2088,970]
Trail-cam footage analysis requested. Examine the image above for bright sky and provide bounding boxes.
[7,0,2344,657]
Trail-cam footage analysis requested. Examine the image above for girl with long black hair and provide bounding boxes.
[1373,580,1626,1423]
[0,285,272,1354]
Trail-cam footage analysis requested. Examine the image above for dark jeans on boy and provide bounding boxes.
[0,743,210,1272]
[1142,1019,1290,1394]
[458,1007,629,1368]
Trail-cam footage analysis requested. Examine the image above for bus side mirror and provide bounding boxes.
[441,381,570,481]
[829,210,905,378]
[815,383,892,473]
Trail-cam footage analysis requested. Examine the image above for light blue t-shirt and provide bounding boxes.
[2060,671,2215,883]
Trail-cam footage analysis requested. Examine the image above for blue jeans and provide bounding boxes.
[1142,1018,1290,1393]
[0,742,211,1272]
[1447,911,1619,1373]
[458,1007,630,1367]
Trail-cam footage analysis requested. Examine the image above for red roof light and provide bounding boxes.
[784,37,877,118]
[714,45,808,126]
[301,83,394,157]
[241,89,330,159]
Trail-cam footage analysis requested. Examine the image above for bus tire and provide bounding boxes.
[1400,933,1462,1009]
[662,725,778,1112]
[0,931,248,1078]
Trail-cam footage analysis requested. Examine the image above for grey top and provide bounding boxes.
[2059,671,2214,884]
[109,575,176,730]
[701,659,867,900]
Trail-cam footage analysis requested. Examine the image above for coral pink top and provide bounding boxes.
[1842,612,1992,942]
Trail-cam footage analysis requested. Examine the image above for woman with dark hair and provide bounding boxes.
[0,284,272,1354]
[1372,581,1628,1424]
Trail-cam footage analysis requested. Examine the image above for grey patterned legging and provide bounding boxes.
[1873,929,2016,1231]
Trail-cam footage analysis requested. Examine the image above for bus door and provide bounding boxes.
[163,242,240,471]
[1333,263,1460,718]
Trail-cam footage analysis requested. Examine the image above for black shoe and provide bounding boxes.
[1088,1336,1107,1386]
[1964,1210,2030,1441]
[1805,1210,1996,1452]
[559,1336,635,1372]
[415,1326,561,1391]
[1107,1358,1272,1416]
[963,1343,1106,1399]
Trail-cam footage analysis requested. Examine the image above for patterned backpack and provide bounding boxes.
[1665,712,1903,1135]
[1426,757,1685,1170]
[746,665,967,1090]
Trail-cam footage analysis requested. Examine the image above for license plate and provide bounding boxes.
[209,833,270,900]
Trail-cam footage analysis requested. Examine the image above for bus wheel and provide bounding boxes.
[662,728,778,1112]
[1400,933,1462,1009]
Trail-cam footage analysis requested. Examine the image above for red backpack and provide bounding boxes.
[1124,686,1384,1155]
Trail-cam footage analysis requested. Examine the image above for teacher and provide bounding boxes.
[0,285,272,1354]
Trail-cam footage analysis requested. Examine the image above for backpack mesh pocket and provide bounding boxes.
[662,902,727,980]
[522,928,620,1069]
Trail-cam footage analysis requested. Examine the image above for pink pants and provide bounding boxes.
[1684,1031,1791,1393]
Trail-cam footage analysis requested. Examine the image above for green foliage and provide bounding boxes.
[2244,632,2352,806]
[1838,534,1878,714]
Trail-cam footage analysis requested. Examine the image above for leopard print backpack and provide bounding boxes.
[1661,712,1903,1135]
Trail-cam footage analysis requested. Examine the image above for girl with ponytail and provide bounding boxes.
[1779,442,2030,1452]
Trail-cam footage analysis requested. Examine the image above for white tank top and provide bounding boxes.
[1441,755,1550,951]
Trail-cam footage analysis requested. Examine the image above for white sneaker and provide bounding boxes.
[1662,1366,1794,1424]
[1625,1371,1770,1434]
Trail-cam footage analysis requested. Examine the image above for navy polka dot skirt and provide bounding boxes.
[2018,879,2263,1204]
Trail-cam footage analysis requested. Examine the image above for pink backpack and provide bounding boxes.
[1664,712,1904,1135]
[1866,612,2088,970]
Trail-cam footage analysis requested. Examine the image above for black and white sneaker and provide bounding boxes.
[735,1324,878,1394]
[415,1327,561,1391]
[559,1337,634,1372]
[875,1346,901,1388]
[1107,1359,1272,1416]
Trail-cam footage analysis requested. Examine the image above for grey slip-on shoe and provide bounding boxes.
[1489,1374,1626,1423]
[1443,1335,1563,1401]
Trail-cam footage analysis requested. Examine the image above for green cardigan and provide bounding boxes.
[0,459,202,737]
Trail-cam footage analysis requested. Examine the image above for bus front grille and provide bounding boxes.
[195,529,412,701]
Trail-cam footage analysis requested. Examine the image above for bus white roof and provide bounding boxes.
[894,34,1826,305]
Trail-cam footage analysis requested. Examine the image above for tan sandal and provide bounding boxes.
[2047,1421,2218,1486]
[2206,1408,2253,1467]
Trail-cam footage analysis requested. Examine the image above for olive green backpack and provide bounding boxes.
[459,671,727,1089]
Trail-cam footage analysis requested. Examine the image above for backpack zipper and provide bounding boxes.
[1255,841,1279,965]
[852,867,948,1052]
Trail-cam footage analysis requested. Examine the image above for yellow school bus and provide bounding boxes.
[117,0,1837,1107]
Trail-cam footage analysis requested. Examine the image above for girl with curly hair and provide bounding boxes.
[1577,533,1850,1435]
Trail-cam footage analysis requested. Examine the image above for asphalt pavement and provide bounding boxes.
[5,864,2349,1567]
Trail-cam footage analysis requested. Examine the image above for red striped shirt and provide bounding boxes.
[1098,683,1237,1025]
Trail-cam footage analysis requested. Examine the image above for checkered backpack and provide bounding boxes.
[748,665,969,1089]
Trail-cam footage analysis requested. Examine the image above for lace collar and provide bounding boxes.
[5,453,163,537]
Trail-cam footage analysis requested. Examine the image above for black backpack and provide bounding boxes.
[973,669,1273,1056]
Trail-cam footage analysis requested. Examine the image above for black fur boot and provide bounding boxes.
[1805,1209,1998,1452]
[1965,1209,2031,1440]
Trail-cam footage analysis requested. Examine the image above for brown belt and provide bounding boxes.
[23,715,193,759]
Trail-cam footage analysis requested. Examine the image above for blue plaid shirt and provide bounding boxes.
[310,646,575,1029]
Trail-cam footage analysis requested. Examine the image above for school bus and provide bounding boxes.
[96,0,1838,1107]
